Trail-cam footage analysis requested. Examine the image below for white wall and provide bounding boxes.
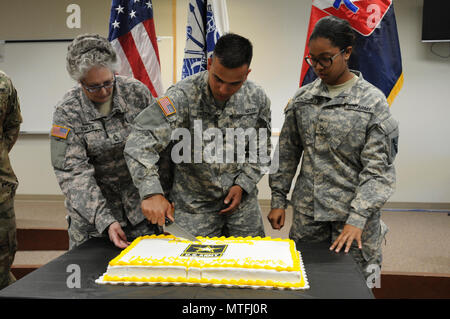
[387,0,450,203]
[8,0,450,204]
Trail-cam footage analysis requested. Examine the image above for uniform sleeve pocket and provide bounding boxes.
[51,138,69,169]
[380,116,399,163]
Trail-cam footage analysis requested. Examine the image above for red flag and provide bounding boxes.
[300,0,403,106]
[108,0,163,97]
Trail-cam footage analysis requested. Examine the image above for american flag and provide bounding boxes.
[51,125,70,139]
[108,0,163,97]
[157,96,176,116]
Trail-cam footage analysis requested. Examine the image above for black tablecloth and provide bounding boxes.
[0,237,373,299]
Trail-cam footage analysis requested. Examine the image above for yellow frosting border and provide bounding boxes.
[101,274,306,289]
[109,235,301,272]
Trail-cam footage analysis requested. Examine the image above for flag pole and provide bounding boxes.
[172,0,177,84]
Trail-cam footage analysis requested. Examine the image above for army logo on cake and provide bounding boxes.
[181,244,228,258]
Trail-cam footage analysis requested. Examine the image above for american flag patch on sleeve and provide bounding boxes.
[51,125,70,139]
[157,96,176,116]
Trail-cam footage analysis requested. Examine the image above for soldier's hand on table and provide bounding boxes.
[219,185,243,214]
[141,194,174,226]
[268,208,286,230]
[108,221,130,249]
[330,224,363,253]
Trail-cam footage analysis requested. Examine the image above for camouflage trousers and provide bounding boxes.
[290,210,388,280]
[67,213,160,249]
[0,196,17,290]
[173,194,265,238]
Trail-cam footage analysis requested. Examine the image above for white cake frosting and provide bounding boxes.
[96,235,309,290]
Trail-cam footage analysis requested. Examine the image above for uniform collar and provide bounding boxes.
[201,71,217,113]
[306,70,363,102]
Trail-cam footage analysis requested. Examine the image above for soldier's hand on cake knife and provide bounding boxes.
[141,194,174,226]
[267,208,286,230]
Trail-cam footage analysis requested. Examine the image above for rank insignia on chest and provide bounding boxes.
[51,125,70,139]
[157,96,176,116]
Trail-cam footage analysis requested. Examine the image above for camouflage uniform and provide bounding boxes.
[0,71,22,289]
[51,76,162,249]
[270,71,398,278]
[125,71,272,238]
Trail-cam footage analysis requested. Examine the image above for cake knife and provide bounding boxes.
[164,217,198,242]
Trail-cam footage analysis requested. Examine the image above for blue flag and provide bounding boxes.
[181,0,229,79]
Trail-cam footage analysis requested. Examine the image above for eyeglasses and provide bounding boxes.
[304,49,345,68]
[81,75,115,93]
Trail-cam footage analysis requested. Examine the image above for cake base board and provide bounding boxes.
[95,274,309,290]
